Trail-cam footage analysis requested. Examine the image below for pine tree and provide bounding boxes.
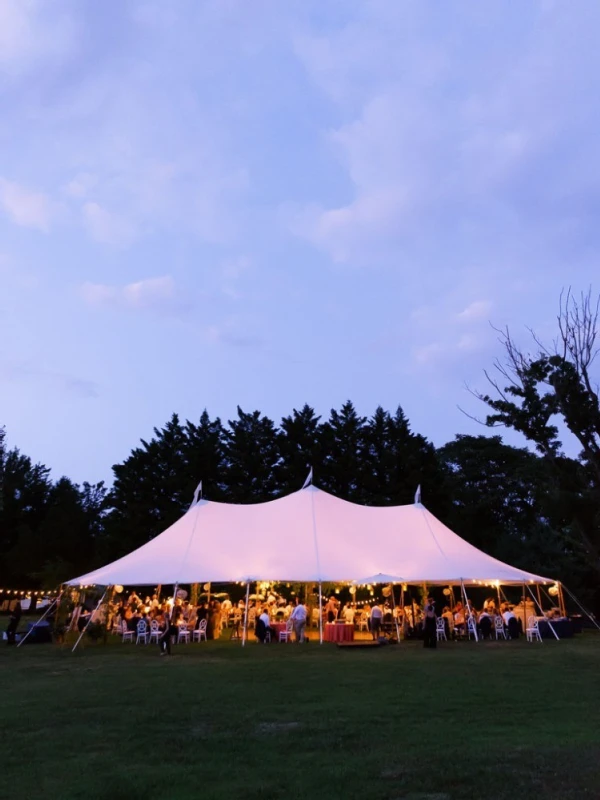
[276,404,322,494]
[223,407,281,502]
[319,401,367,501]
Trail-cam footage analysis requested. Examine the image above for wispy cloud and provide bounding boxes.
[80,275,184,314]
[457,301,492,322]
[0,178,55,232]
[82,202,137,247]
[0,359,99,398]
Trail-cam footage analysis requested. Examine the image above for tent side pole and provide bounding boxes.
[561,583,600,632]
[391,583,401,642]
[496,583,502,612]
[558,582,567,618]
[460,580,478,642]
[242,581,250,647]
[72,588,109,653]
[400,585,406,639]
[526,584,559,640]
[17,592,61,648]
[318,582,323,644]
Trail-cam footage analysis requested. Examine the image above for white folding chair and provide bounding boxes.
[136,620,149,645]
[436,617,447,641]
[526,616,542,643]
[193,619,208,642]
[494,616,507,640]
[149,620,161,644]
[279,621,293,643]
[177,623,190,644]
[122,621,134,643]
[467,616,478,641]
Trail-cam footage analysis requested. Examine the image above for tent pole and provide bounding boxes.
[17,592,61,648]
[460,580,478,642]
[72,587,109,653]
[496,583,502,612]
[400,585,406,639]
[561,583,600,632]
[558,582,567,618]
[526,584,559,640]
[242,581,250,647]
[318,582,323,644]
[391,583,401,642]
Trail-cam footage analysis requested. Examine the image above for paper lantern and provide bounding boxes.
[203,583,210,591]
[443,588,451,596]
[548,585,559,597]
[114,585,124,594]
[349,586,356,595]
[382,586,391,597]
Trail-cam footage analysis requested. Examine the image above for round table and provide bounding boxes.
[324,623,354,643]
[270,622,287,640]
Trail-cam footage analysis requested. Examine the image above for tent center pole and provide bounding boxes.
[242,581,250,647]
[318,582,323,645]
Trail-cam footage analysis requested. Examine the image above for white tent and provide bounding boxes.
[67,486,553,587]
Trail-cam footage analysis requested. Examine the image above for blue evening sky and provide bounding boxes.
[1,0,598,485]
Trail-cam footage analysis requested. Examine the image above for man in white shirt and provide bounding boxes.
[370,603,383,640]
[289,599,307,643]
[257,608,274,643]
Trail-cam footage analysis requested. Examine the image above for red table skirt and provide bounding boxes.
[270,622,287,639]
[324,623,354,643]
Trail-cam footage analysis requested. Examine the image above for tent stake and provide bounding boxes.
[318,582,323,644]
[72,588,109,653]
[242,581,250,647]
[17,592,61,648]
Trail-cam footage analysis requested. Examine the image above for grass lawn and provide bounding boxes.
[1,632,600,800]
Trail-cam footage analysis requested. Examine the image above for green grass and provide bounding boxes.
[1,633,600,800]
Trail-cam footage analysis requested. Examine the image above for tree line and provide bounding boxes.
[1,291,598,610]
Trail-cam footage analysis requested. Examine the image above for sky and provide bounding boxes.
[1,0,599,486]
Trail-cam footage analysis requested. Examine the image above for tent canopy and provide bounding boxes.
[67,486,553,587]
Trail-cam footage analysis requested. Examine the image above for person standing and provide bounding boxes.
[423,595,437,648]
[289,598,307,642]
[6,600,22,645]
[159,609,172,656]
[370,603,383,640]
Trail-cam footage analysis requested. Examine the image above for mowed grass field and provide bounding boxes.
[1,632,600,800]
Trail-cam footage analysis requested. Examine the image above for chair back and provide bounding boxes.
[435,617,445,631]
[137,620,147,634]
[467,615,477,632]
[179,623,188,633]
[527,616,538,629]
[494,616,504,630]
[198,619,208,632]
[150,620,159,632]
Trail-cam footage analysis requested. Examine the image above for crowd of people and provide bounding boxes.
[51,587,564,652]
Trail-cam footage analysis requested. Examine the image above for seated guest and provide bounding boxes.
[196,603,208,626]
[478,610,493,639]
[454,603,466,635]
[502,606,519,639]
[255,610,273,643]
[342,603,355,624]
